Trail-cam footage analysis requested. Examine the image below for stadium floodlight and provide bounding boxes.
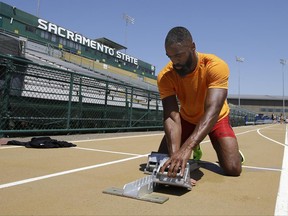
[123,14,135,25]
[123,13,135,47]
[236,56,244,107]
[280,59,287,118]
[36,0,40,17]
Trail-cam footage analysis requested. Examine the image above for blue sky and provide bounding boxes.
[2,0,288,96]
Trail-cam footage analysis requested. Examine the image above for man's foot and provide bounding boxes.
[239,150,245,164]
[190,178,197,186]
[192,145,202,161]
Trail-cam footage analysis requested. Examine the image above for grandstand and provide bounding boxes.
[25,41,158,91]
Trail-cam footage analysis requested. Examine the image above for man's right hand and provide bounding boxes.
[160,145,192,178]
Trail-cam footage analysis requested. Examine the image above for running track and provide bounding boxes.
[0,124,287,215]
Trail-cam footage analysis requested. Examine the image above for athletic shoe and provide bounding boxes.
[192,145,202,161]
[239,150,245,164]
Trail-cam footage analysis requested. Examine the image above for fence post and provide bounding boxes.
[147,91,151,111]
[104,81,109,119]
[129,87,134,127]
[66,73,74,129]
[77,77,83,128]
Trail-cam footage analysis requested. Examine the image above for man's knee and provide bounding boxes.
[223,163,242,176]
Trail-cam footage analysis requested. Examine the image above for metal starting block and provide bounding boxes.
[153,157,193,190]
[103,175,168,204]
[103,152,200,204]
[144,151,169,174]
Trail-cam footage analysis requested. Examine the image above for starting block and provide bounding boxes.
[144,151,169,174]
[103,152,200,204]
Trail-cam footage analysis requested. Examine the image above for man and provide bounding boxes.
[157,26,243,181]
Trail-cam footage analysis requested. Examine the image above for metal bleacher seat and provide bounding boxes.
[25,41,158,92]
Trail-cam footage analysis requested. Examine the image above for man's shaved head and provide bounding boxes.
[165,26,193,48]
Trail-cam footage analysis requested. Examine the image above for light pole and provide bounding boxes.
[123,13,135,47]
[236,56,244,107]
[37,0,40,17]
[280,59,287,118]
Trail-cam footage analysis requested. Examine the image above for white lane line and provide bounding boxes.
[243,165,281,172]
[257,127,287,147]
[274,124,288,216]
[73,147,141,156]
[0,146,22,149]
[0,154,148,189]
[70,133,164,143]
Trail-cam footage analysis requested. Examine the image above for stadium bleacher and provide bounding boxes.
[25,41,158,92]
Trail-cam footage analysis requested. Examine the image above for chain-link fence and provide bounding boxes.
[0,54,163,137]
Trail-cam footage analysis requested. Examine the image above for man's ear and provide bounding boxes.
[191,42,196,51]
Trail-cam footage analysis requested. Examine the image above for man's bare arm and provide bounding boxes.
[162,95,181,155]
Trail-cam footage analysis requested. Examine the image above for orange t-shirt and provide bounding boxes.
[157,52,230,124]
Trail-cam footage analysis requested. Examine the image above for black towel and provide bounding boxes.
[7,136,77,148]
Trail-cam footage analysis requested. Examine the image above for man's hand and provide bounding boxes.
[160,145,192,177]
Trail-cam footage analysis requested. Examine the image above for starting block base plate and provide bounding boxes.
[103,187,169,204]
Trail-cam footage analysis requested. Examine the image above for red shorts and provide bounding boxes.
[180,115,236,144]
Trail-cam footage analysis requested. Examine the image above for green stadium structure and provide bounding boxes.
[0,2,156,80]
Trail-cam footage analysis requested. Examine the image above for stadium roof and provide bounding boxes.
[228,94,286,100]
[94,37,127,51]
